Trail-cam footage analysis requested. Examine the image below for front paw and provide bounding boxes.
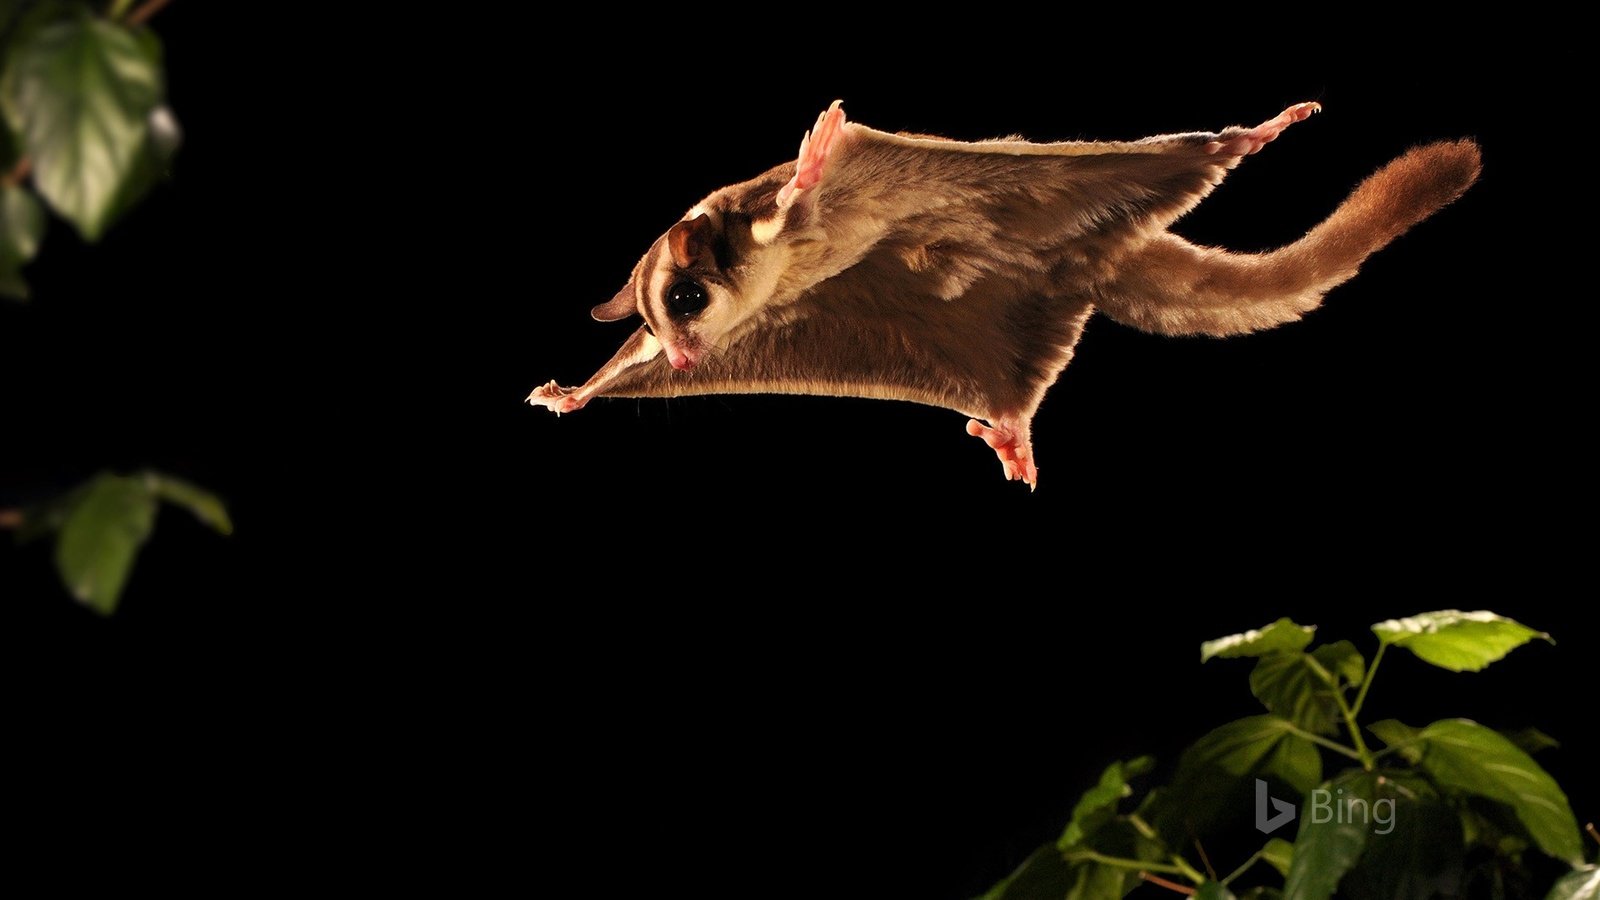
[527,381,587,414]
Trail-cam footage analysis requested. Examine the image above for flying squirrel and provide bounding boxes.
[528,101,1480,488]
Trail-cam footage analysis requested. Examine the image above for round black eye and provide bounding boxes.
[666,280,709,317]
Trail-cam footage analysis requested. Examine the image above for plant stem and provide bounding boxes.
[1192,838,1217,880]
[1333,691,1376,770]
[1221,849,1262,886]
[127,0,173,25]
[1140,873,1198,896]
[1065,850,1187,878]
[1282,721,1365,762]
[108,0,136,19]
[0,509,21,530]
[1350,643,1386,718]
[1587,821,1599,847]
[1128,813,1160,841]
[1,157,32,189]
[1170,855,1207,884]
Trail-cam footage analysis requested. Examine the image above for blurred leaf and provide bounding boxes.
[1311,641,1365,688]
[1368,719,1424,764]
[1340,797,1463,900]
[53,471,156,614]
[1197,882,1237,900]
[1283,770,1377,900]
[1059,756,1153,851]
[1251,653,1340,736]
[1,8,164,240]
[1202,618,1316,663]
[0,183,45,298]
[977,845,1073,900]
[1404,719,1581,864]
[14,479,89,543]
[1260,837,1295,877]
[1371,611,1551,672]
[1502,728,1560,756]
[1546,867,1599,900]
[144,470,232,534]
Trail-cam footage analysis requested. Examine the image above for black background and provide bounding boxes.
[2,10,1590,895]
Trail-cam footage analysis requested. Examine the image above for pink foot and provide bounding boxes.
[967,418,1039,489]
[777,100,847,206]
[527,381,587,415]
[1208,101,1320,156]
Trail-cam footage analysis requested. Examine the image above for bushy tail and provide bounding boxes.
[1093,140,1481,337]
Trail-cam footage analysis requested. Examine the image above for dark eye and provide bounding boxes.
[666,280,709,317]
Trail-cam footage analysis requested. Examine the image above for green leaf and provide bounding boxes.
[143,470,232,534]
[1064,861,1128,900]
[1058,756,1152,850]
[1202,618,1316,663]
[977,845,1073,900]
[1546,867,1600,900]
[53,472,156,614]
[1371,610,1552,672]
[1151,716,1322,840]
[1368,719,1425,765]
[1502,727,1560,756]
[1260,838,1295,877]
[1311,641,1365,687]
[1186,716,1323,796]
[0,183,45,299]
[1283,771,1378,900]
[1339,797,1463,900]
[1404,718,1582,864]
[1,9,164,240]
[1250,653,1341,736]
[1197,882,1238,900]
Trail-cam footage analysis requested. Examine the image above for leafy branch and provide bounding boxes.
[980,611,1592,900]
[3,0,227,615]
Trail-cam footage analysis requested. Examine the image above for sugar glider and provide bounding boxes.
[528,101,1480,488]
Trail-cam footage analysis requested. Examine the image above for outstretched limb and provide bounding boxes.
[967,418,1038,489]
[1207,102,1320,156]
[777,100,846,207]
[527,327,662,414]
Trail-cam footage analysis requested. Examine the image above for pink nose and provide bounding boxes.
[666,346,696,370]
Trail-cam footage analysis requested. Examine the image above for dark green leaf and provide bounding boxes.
[1152,716,1322,841]
[1250,653,1341,736]
[1283,771,1378,900]
[977,845,1072,900]
[1368,720,1425,765]
[1,9,164,240]
[1240,889,1283,900]
[1407,718,1582,863]
[0,183,44,299]
[1340,797,1463,900]
[1502,728,1560,756]
[53,472,156,614]
[1260,838,1295,877]
[1311,641,1365,688]
[143,470,232,534]
[1197,882,1238,900]
[1371,611,1551,672]
[1064,861,1128,900]
[1058,756,1152,850]
[1546,867,1599,900]
[1202,618,1316,663]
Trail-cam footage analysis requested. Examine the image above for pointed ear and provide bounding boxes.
[591,282,637,322]
[667,213,713,268]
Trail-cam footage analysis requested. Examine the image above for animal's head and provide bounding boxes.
[591,209,782,371]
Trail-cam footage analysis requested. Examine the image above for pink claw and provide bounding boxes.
[967,418,1039,489]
